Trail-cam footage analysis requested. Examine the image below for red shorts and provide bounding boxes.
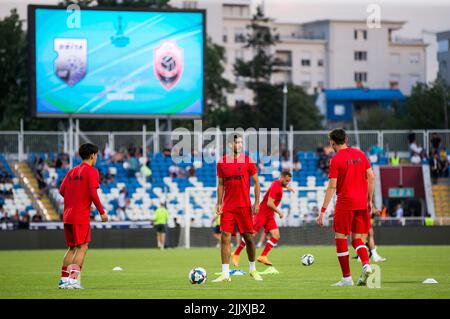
[333,209,370,236]
[220,207,254,234]
[253,212,278,233]
[64,224,91,247]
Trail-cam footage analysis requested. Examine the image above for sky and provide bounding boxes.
[1,0,450,82]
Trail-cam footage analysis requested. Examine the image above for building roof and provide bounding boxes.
[300,19,406,26]
[324,88,406,101]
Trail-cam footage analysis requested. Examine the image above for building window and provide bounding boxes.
[235,28,246,43]
[354,51,367,61]
[223,4,249,17]
[354,72,368,82]
[301,59,311,66]
[354,29,367,40]
[409,74,421,88]
[183,1,198,9]
[390,53,401,65]
[438,40,449,53]
[235,76,246,89]
[235,49,244,62]
[275,50,292,67]
[317,59,324,67]
[389,74,400,89]
[223,28,228,43]
[409,53,420,64]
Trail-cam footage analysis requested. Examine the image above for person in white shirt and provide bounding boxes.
[395,204,404,218]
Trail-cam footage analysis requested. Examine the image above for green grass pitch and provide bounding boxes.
[0,246,449,299]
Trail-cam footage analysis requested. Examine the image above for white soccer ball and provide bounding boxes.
[301,253,315,266]
[188,267,207,284]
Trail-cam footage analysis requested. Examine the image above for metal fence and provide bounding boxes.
[1,129,449,160]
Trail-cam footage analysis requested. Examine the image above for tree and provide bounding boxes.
[202,38,235,128]
[232,5,322,130]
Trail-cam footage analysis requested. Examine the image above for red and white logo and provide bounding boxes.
[154,40,184,90]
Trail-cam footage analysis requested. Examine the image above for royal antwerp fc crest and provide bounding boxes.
[154,40,184,90]
[54,38,87,86]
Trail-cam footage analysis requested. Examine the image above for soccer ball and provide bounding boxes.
[188,267,207,284]
[301,254,314,266]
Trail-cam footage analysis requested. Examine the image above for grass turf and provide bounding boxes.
[0,246,449,299]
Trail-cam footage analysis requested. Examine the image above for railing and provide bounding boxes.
[1,129,449,160]
[1,217,449,230]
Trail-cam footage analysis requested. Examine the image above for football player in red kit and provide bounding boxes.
[316,129,376,287]
[213,133,262,282]
[231,171,294,267]
[58,143,108,289]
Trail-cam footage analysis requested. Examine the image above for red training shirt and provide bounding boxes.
[259,180,284,216]
[328,147,371,211]
[59,162,106,224]
[216,154,258,210]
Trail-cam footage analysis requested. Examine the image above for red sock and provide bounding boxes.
[335,238,351,278]
[61,266,69,278]
[261,237,278,257]
[352,238,370,266]
[68,264,82,280]
[234,239,246,256]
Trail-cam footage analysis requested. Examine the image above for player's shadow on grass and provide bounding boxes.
[382,281,418,284]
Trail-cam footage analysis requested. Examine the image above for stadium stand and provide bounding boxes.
[27,149,330,227]
[0,155,37,228]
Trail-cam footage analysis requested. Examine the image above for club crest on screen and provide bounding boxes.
[154,40,184,90]
[54,38,87,86]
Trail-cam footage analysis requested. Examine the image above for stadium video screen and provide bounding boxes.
[29,6,205,118]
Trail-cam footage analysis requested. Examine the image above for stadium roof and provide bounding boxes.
[323,88,406,101]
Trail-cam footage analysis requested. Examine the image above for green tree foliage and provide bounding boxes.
[357,80,450,130]
[232,6,323,129]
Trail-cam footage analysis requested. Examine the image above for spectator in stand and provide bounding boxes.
[0,204,4,220]
[124,155,139,177]
[394,203,404,218]
[140,160,153,182]
[163,145,172,158]
[49,176,58,189]
[293,155,302,172]
[390,152,400,166]
[410,152,422,165]
[169,163,180,178]
[19,212,30,229]
[32,211,43,222]
[429,150,442,183]
[103,143,115,163]
[12,211,20,229]
[430,133,442,155]
[408,133,426,160]
[0,211,11,223]
[439,147,449,177]
[187,165,196,177]
[118,187,130,218]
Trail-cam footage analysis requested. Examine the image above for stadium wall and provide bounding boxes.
[0,226,450,250]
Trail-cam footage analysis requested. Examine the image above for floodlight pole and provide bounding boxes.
[69,116,73,169]
[282,82,288,146]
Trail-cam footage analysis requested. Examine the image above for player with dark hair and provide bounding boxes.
[213,133,262,282]
[58,143,108,289]
[231,171,294,267]
[316,129,376,286]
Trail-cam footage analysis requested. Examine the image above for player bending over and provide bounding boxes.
[353,205,386,263]
[213,133,262,282]
[58,143,108,289]
[316,129,376,287]
[231,171,294,267]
